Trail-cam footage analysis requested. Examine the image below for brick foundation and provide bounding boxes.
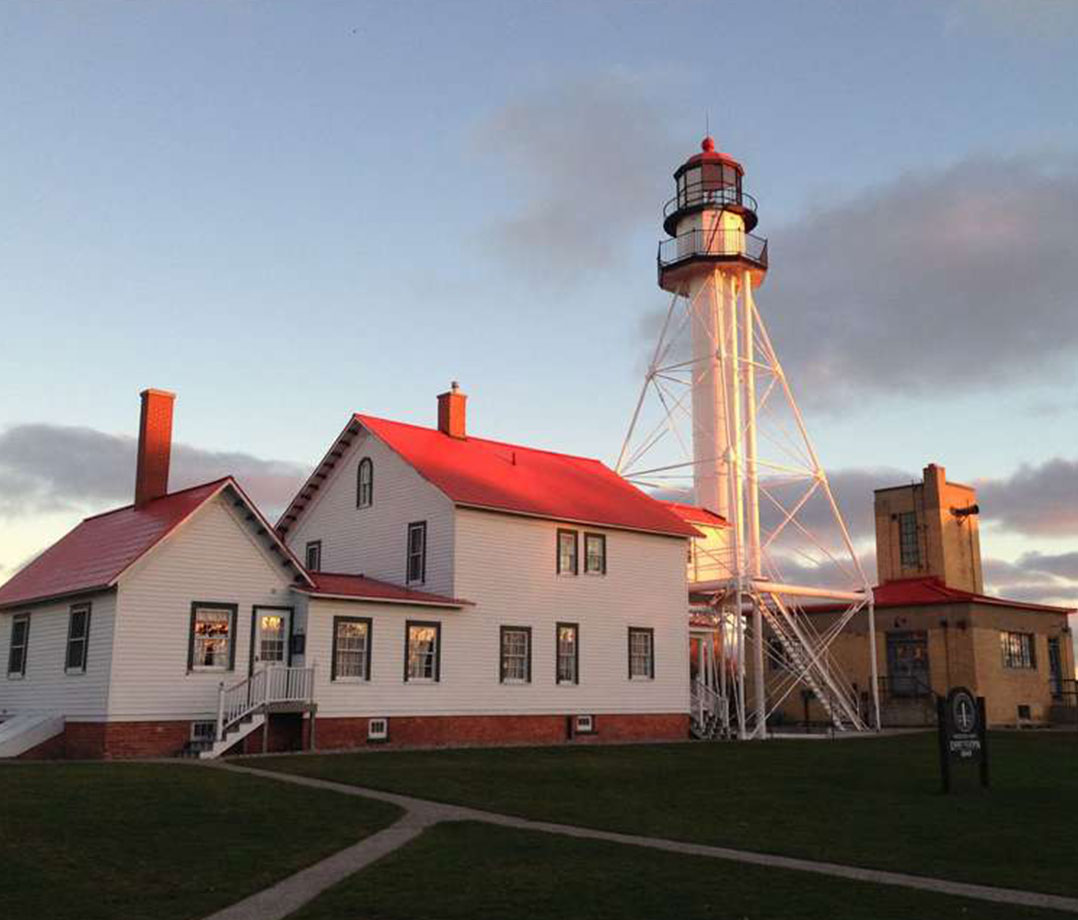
[63,721,190,759]
[314,712,689,751]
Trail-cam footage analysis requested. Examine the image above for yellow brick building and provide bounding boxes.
[777,464,1074,729]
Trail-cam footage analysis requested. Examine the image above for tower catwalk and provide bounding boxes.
[618,137,880,739]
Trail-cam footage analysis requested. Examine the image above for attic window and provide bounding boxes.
[305,540,322,572]
[357,458,373,509]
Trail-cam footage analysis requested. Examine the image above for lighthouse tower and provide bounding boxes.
[657,136,767,525]
[618,137,878,739]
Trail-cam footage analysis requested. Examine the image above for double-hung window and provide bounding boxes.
[500,626,531,684]
[305,540,322,572]
[332,617,372,681]
[188,603,237,671]
[557,529,578,575]
[405,621,440,682]
[1001,631,1036,670]
[65,603,91,674]
[556,622,579,684]
[357,458,373,508]
[584,533,606,575]
[7,613,29,678]
[406,522,427,584]
[628,627,655,680]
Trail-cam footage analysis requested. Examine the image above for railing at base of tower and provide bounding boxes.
[690,679,728,740]
[216,665,315,742]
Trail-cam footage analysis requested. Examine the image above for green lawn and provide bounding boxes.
[257,732,1078,897]
[0,763,402,920]
[287,820,1070,920]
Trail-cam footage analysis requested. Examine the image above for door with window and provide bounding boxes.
[886,631,930,697]
[1048,637,1063,699]
[253,607,292,670]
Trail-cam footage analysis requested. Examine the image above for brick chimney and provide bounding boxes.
[135,389,176,507]
[437,382,467,439]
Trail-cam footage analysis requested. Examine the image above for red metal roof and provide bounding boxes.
[806,576,1072,615]
[296,572,471,608]
[0,479,230,609]
[661,501,728,528]
[353,415,699,539]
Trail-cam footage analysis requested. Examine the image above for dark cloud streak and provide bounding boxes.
[0,424,307,519]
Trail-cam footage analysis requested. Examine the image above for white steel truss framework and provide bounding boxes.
[618,268,880,739]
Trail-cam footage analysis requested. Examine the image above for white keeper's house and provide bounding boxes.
[0,386,700,759]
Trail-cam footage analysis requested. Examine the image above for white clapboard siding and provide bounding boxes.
[285,428,455,596]
[107,493,297,720]
[305,508,689,717]
[0,591,116,719]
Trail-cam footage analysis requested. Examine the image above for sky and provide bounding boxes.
[1,0,1078,609]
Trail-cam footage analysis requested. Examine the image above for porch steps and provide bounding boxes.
[198,713,265,760]
[0,712,64,758]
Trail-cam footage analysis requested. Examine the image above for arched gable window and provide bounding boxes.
[357,458,373,509]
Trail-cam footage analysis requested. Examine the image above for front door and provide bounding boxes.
[886,631,930,697]
[1049,637,1063,699]
[253,607,291,670]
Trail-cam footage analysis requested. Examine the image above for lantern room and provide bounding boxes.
[663,136,758,236]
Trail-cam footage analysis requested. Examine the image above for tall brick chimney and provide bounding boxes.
[135,389,176,508]
[437,382,467,439]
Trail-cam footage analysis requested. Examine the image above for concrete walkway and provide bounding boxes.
[205,761,1078,919]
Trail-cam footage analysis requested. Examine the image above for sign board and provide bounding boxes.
[936,687,988,792]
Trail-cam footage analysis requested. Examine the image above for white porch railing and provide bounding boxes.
[216,665,315,742]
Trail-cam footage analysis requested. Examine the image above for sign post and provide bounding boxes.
[937,687,988,793]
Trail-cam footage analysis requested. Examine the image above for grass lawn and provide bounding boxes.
[0,762,402,920]
[257,731,1078,897]
[287,820,1071,920]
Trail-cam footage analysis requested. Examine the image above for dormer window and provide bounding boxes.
[357,458,373,509]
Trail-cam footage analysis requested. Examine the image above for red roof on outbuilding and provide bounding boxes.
[297,572,470,608]
[352,415,699,539]
[661,501,728,528]
[806,576,1072,615]
[0,479,230,609]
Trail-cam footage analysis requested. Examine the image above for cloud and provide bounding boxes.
[976,458,1078,536]
[762,155,1078,409]
[0,424,307,519]
[475,72,678,286]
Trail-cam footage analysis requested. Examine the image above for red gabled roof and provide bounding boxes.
[0,479,229,609]
[661,501,728,528]
[0,477,313,610]
[296,572,471,608]
[313,415,697,539]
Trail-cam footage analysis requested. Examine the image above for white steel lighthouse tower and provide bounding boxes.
[618,138,879,739]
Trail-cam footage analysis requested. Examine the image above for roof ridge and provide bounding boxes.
[80,477,231,522]
[355,414,607,466]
